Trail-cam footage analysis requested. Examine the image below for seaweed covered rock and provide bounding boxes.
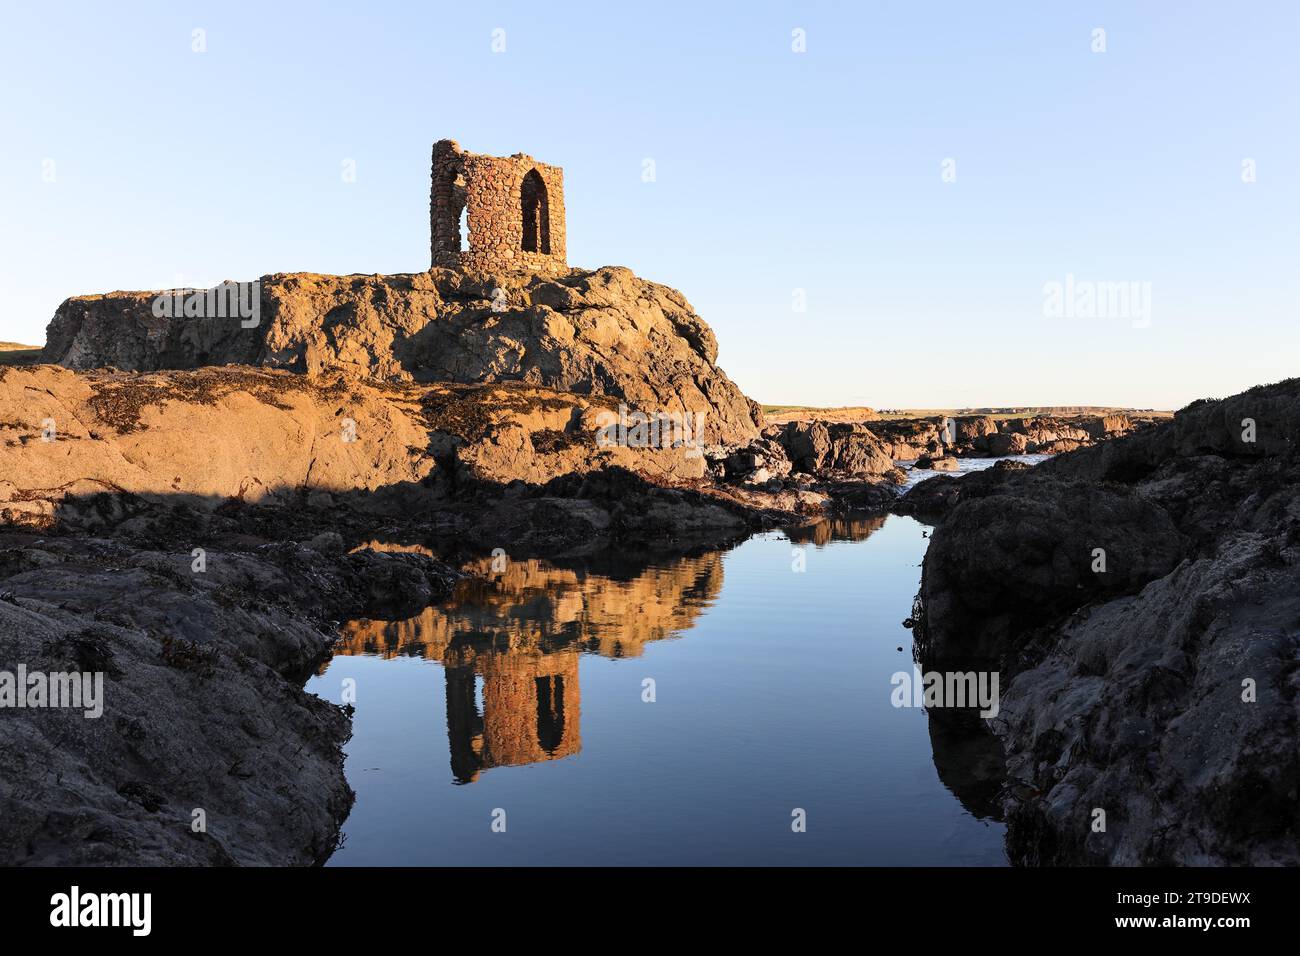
[0,365,707,529]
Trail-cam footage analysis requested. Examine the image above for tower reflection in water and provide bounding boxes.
[330,548,727,783]
[443,648,580,783]
[314,515,1010,863]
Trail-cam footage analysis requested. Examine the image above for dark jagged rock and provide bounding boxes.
[919,474,1186,667]
[766,420,894,477]
[0,533,459,865]
[893,474,964,521]
[915,377,1300,865]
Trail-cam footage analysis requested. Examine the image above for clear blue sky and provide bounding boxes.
[1,1,1296,409]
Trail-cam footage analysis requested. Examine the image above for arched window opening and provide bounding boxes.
[534,675,565,753]
[520,169,551,254]
[447,169,469,254]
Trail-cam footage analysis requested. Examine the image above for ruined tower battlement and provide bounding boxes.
[430,138,567,275]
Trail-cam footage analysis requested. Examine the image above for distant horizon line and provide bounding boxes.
[0,342,1184,414]
[760,402,1176,415]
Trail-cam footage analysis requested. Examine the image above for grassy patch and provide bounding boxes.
[0,346,44,367]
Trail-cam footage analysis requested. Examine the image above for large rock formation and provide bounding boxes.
[913,378,1300,865]
[769,420,894,476]
[863,418,943,460]
[0,362,912,556]
[0,364,710,530]
[0,532,458,865]
[42,266,762,446]
[918,472,1187,666]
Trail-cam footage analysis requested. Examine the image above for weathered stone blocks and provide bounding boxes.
[431,138,568,276]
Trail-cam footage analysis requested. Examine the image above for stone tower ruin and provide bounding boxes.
[430,138,567,275]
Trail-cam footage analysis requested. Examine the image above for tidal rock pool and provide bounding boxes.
[309,475,1018,865]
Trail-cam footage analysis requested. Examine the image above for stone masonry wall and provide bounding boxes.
[431,138,567,275]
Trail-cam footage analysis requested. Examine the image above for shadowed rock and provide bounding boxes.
[0,530,459,865]
[914,377,1300,865]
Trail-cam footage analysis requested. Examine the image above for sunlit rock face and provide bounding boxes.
[0,366,708,530]
[42,266,763,446]
[332,549,724,781]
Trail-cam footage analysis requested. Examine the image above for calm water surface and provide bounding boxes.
[307,460,1028,865]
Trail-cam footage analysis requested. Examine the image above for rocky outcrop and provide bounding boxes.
[914,378,1300,865]
[768,420,894,476]
[1033,438,1085,455]
[0,364,915,591]
[986,432,1028,456]
[0,362,908,555]
[1082,413,1132,439]
[719,437,793,486]
[918,472,1187,667]
[863,418,943,460]
[691,420,903,519]
[0,531,458,865]
[42,266,763,445]
[892,473,964,520]
[894,457,1063,524]
[914,454,959,472]
[0,365,710,529]
[860,412,1156,461]
[715,421,895,488]
[956,416,998,445]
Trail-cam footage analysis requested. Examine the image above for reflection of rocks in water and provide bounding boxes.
[925,709,1006,821]
[336,550,724,661]
[909,597,1009,822]
[335,549,724,781]
[784,515,886,547]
